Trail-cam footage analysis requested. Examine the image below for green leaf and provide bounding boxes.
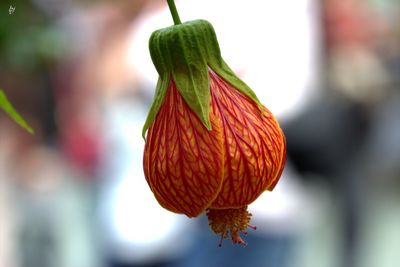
[0,89,34,134]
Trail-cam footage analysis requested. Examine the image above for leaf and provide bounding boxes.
[0,89,34,134]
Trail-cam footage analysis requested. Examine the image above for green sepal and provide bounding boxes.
[148,20,212,134]
[210,59,262,109]
[142,75,169,139]
[194,20,262,108]
[143,19,262,137]
[0,89,34,134]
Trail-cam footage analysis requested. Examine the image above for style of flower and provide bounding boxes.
[142,7,286,246]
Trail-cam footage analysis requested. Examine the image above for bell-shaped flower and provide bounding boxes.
[143,19,286,245]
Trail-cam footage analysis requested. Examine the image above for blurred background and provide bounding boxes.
[0,0,399,267]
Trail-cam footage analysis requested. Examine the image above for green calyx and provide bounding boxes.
[142,19,261,138]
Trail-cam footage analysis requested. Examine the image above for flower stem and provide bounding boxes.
[167,0,181,25]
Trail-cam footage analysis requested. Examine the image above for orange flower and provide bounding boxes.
[143,19,286,246]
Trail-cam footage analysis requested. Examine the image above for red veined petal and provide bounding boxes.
[208,71,286,208]
[144,79,225,217]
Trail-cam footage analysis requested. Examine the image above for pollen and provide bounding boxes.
[206,206,255,247]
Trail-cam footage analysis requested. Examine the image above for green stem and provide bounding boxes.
[167,0,181,25]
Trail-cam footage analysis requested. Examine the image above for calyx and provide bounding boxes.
[143,20,261,137]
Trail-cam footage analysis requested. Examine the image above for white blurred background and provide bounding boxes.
[1,1,400,267]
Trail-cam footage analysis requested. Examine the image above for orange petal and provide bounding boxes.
[209,71,286,209]
[144,79,225,217]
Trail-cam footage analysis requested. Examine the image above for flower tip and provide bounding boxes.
[248,224,257,231]
[207,206,253,247]
[232,235,248,247]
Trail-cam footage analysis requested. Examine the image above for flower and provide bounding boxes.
[143,19,286,246]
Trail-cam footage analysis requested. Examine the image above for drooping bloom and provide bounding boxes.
[143,19,286,245]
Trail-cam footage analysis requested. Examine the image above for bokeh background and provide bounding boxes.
[1,0,400,267]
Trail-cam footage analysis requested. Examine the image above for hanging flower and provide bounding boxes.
[143,1,286,246]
